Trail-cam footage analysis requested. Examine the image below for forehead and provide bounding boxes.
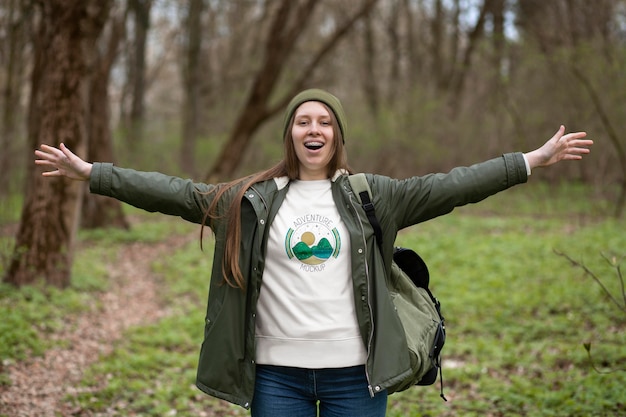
[294,101,330,118]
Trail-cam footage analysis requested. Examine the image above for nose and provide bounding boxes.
[308,122,320,135]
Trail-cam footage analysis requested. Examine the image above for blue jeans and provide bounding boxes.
[251,364,388,417]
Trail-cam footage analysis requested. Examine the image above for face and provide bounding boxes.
[291,101,336,180]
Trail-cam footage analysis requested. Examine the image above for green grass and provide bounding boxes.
[65,239,239,416]
[2,184,625,416]
[0,215,195,376]
[391,214,626,417]
[0,246,114,366]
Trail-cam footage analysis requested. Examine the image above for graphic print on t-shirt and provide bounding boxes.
[284,214,341,266]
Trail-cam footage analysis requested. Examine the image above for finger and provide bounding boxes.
[59,143,76,159]
[563,141,593,154]
[561,146,591,161]
[34,149,55,161]
[38,144,65,160]
[34,159,56,166]
[553,125,566,141]
[569,140,593,148]
[569,147,592,155]
[42,170,62,177]
[562,131,587,141]
[39,144,60,154]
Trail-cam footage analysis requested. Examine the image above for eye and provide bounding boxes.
[321,120,331,126]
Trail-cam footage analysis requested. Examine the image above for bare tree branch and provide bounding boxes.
[205,0,378,181]
[268,0,379,117]
[570,65,626,218]
[553,249,626,313]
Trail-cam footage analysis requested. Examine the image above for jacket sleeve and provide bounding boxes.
[372,152,528,229]
[89,162,215,224]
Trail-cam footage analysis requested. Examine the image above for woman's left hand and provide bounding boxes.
[525,125,593,170]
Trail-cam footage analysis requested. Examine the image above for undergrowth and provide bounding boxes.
[1,184,624,416]
[0,213,194,380]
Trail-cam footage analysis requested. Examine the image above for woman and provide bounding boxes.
[35,89,592,417]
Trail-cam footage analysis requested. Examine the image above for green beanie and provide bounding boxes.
[283,89,347,143]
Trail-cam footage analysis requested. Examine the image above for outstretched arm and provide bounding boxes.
[524,125,593,171]
[34,143,92,181]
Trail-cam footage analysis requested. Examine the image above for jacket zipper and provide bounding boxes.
[244,183,269,408]
[347,185,377,397]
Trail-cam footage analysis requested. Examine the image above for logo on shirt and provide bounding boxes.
[285,214,340,269]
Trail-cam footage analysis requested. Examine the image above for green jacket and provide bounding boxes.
[89,152,528,409]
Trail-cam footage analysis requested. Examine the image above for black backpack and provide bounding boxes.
[349,174,447,400]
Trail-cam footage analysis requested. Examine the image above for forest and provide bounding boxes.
[1,0,625,286]
[0,0,625,416]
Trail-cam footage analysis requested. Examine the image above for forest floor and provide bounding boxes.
[0,232,196,417]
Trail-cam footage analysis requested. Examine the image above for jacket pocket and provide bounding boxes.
[203,291,224,340]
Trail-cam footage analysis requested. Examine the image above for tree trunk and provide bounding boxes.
[82,5,130,230]
[448,0,492,113]
[384,0,401,105]
[489,0,505,77]
[4,0,111,288]
[180,0,205,177]
[570,65,626,218]
[204,0,317,182]
[361,12,379,115]
[126,0,152,146]
[402,0,418,89]
[0,0,31,196]
[430,0,444,90]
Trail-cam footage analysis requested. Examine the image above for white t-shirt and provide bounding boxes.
[255,179,368,368]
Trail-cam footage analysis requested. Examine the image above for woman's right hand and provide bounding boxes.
[35,143,92,181]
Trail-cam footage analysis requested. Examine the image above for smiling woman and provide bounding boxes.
[34,88,592,417]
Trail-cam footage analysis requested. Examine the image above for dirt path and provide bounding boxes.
[0,233,195,417]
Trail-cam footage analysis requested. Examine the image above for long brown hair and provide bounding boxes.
[202,103,350,289]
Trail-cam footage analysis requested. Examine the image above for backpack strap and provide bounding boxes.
[348,173,383,249]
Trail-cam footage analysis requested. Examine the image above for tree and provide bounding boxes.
[180,0,206,177]
[0,0,32,196]
[205,0,378,182]
[361,10,380,116]
[4,0,112,287]
[447,0,492,112]
[516,0,626,216]
[122,0,152,147]
[82,2,130,230]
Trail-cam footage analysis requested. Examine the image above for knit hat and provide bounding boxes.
[283,89,347,143]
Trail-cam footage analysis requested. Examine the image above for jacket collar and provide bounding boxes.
[273,169,348,190]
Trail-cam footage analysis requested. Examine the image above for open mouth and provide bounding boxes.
[304,141,324,150]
